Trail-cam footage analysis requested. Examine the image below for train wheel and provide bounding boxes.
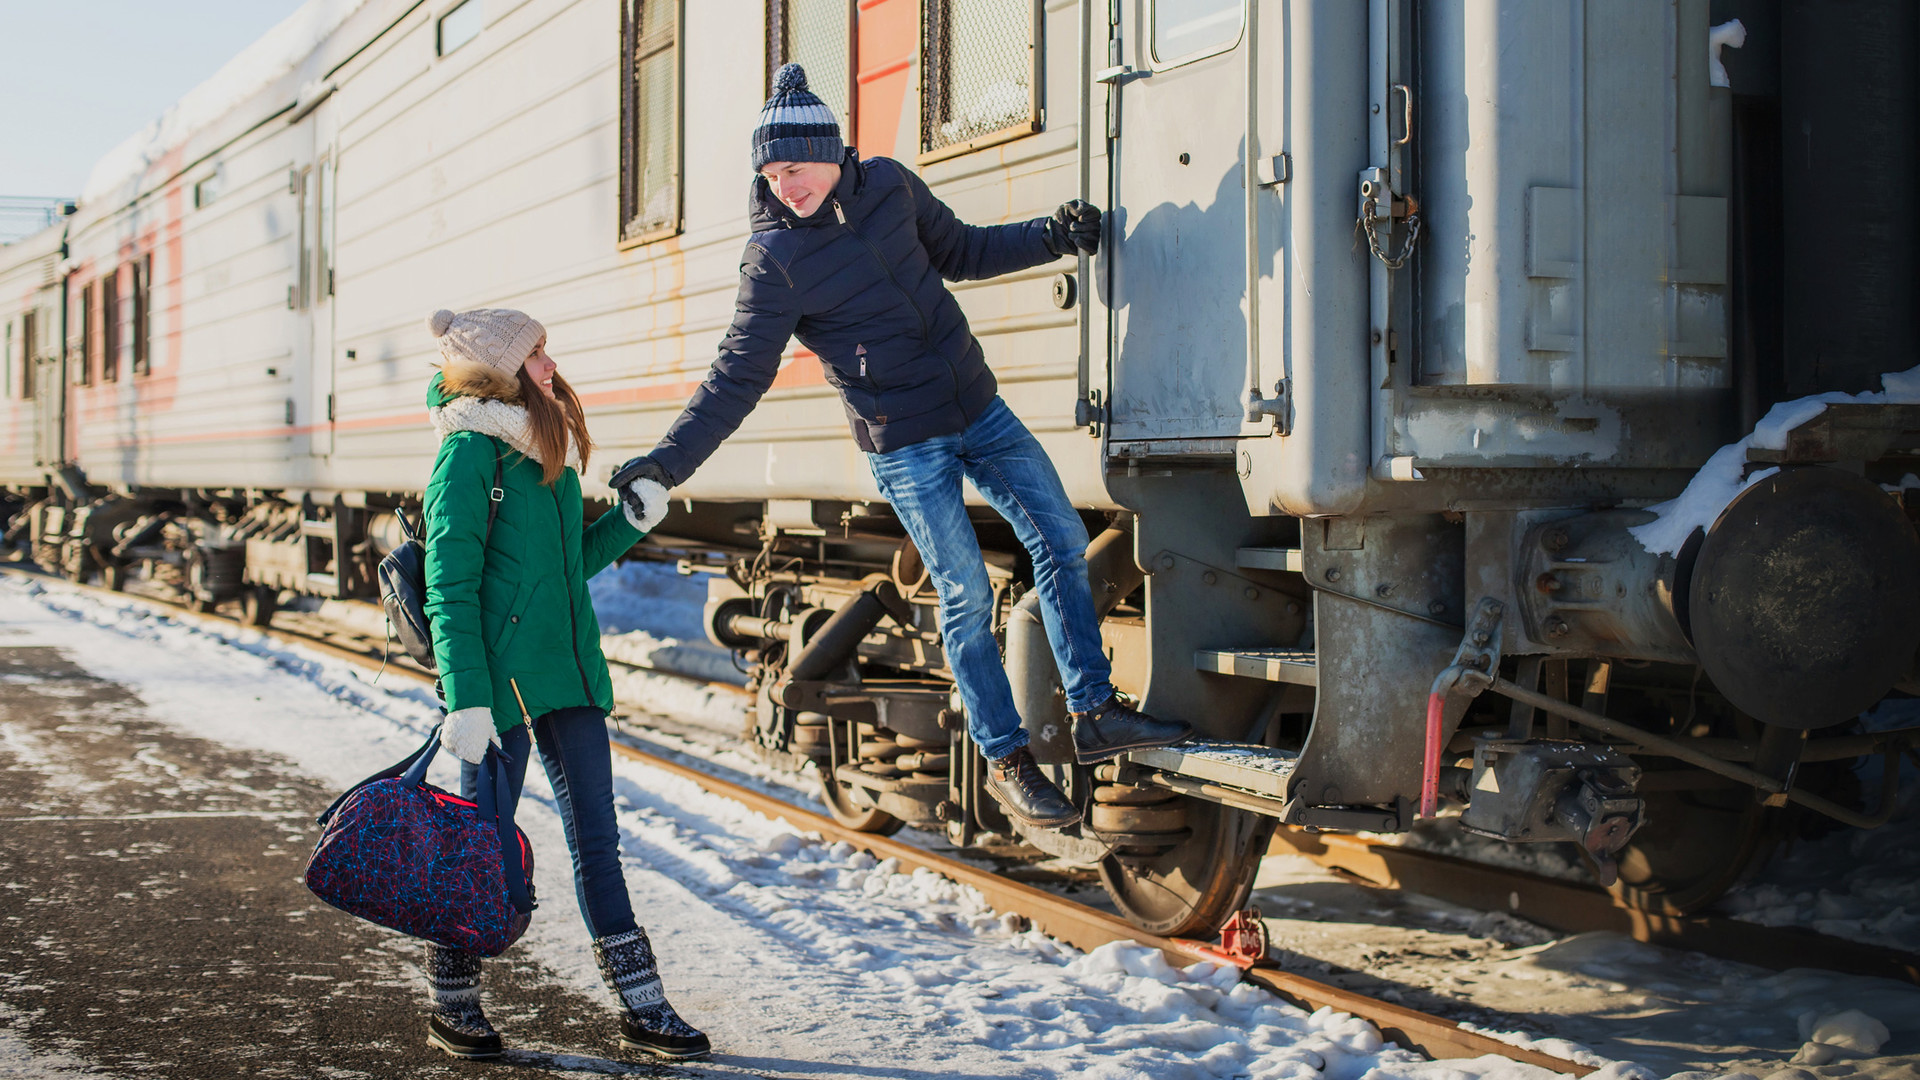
[240,586,279,628]
[1097,799,1275,938]
[1607,786,1772,915]
[819,772,906,836]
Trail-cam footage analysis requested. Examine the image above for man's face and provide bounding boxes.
[760,160,841,218]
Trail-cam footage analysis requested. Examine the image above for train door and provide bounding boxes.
[28,298,64,468]
[291,96,339,462]
[309,149,336,459]
[1105,0,1255,443]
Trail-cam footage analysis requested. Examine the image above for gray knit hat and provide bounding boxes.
[752,63,844,170]
[426,307,545,378]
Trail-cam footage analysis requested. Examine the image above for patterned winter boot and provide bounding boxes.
[423,942,503,1059]
[592,928,710,1060]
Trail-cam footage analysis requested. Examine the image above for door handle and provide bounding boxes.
[1094,64,1152,86]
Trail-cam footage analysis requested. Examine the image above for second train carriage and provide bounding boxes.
[4,0,1917,937]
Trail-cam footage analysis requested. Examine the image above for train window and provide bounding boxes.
[619,0,683,246]
[133,256,151,377]
[766,0,854,138]
[101,271,120,383]
[20,311,33,400]
[1150,0,1243,67]
[437,0,483,57]
[71,282,92,387]
[193,165,225,209]
[919,0,1042,163]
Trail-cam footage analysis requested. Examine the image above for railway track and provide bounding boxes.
[16,565,1907,1070]
[1268,828,1920,988]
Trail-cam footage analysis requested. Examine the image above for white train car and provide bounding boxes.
[6,0,1917,937]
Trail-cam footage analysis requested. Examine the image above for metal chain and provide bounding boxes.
[1361,200,1422,270]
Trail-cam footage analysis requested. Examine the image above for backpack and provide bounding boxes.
[379,453,503,673]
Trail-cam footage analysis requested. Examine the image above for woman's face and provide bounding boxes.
[525,343,557,399]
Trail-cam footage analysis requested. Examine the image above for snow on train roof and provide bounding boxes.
[80,0,374,206]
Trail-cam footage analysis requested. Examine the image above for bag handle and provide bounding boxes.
[478,748,534,914]
[317,727,440,825]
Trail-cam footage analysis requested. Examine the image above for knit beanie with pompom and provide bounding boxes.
[426,307,546,379]
[752,63,844,170]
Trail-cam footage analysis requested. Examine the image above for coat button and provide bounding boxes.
[510,615,519,623]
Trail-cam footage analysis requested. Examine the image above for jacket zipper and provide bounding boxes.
[551,484,596,703]
[834,198,955,392]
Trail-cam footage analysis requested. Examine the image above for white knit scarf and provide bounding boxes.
[428,394,583,474]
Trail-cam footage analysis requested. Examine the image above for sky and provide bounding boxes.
[0,0,307,197]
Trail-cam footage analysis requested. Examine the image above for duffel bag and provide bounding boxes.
[304,726,536,957]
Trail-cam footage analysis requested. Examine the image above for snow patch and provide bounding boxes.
[1709,19,1747,88]
[81,0,373,204]
[1629,365,1920,556]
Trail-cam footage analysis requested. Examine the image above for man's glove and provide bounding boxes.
[609,455,674,533]
[442,707,502,765]
[1042,200,1102,257]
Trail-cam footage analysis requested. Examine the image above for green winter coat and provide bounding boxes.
[421,365,642,733]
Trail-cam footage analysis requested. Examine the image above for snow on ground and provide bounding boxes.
[1246,857,1920,1079]
[1715,698,1920,952]
[590,560,747,688]
[2,574,1582,1080]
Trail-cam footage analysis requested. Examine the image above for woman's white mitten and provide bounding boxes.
[441,707,503,764]
[622,477,671,533]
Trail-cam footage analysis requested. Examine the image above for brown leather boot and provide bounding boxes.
[988,746,1081,828]
[1071,694,1193,764]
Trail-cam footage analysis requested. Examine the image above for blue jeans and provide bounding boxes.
[866,397,1113,761]
[460,706,636,940]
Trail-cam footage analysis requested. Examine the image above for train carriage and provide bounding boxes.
[4,0,1916,938]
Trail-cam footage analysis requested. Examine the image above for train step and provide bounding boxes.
[1122,740,1299,800]
[1194,647,1317,686]
[1234,546,1304,573]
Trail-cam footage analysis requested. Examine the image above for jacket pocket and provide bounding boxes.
[486,579,542,661]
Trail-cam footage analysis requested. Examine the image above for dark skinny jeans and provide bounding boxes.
[459,705,636,940]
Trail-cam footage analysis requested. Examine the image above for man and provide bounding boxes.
[612,64,1189,829]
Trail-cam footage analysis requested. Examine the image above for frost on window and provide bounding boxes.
[767,0,853,138]
[621,0,682,243]
[1152,0,1243,65]
[920,0,1038,159]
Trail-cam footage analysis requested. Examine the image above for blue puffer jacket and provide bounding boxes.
[648,153,1058,482]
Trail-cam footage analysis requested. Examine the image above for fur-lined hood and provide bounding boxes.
[426,359,581,472]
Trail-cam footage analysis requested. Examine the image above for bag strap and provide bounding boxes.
[484,446,504,539]
[316,727,439,825]
[476,448,526,912]
[401,442,503,550]
[476,746,534,914]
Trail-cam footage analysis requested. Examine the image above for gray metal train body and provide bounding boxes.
[4,0,1916,936]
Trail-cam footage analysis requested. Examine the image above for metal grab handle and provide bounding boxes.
[1392,83,1412,146]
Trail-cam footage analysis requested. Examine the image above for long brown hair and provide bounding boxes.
[518,366,594,486]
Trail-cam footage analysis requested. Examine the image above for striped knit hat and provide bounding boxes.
[752,63,843,170]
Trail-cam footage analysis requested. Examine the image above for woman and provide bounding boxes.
[418,306,700,1061]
